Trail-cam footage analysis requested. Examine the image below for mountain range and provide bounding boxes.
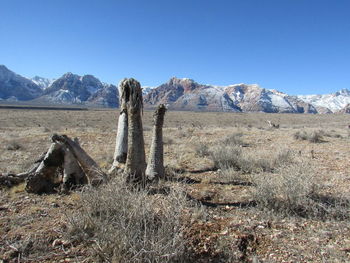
[0,65,349,113]
[0,65,119,107]
[144,77,320,113]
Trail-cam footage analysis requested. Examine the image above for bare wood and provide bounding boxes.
[110,81,129,170]
[0,173,28,187]
[34,143,63,174]
[0,149,47,187]
[26,142,64,193]
[146,104,166,180]
[62,145,87,189]
[52,134,107,186]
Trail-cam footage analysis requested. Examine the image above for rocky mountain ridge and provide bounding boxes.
[144,77,318,113]
[1,65,350,113]
[0,65,43,101]
[31,76,54,90]
[297,89,350,112]
[0,66,119,108]
[38,72,119,107]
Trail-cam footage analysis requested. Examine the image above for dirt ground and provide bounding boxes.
[1,108,350,262]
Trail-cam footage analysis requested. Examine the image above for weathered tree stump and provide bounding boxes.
[110,80,129,173]
[123,78,147,182]
[146,104,166,180]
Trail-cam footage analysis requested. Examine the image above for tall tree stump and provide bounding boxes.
[146,104,166,180]
[123,78,146,182]
[110,80,129,173]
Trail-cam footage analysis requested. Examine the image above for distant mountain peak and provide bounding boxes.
[0,66,42,100]
[144,78,316,113]
[63,72,75,77]
[142,86,154,96]
[1,64,350,113]
[31,76,54,90]
[168,77,196,85]
[335,88,350,96]
[38,72,118,107]
[0,64,9,70]
[297,88,350,112]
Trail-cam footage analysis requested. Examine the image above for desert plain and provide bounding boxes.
[1,108,350,262]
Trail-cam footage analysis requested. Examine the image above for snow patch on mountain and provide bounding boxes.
[31,76,55,90]
[144,78,315,113]
[142,86,154,95]
[35,72,118,107]
[2,64,350,113]
[297,88,350,112]
[0,65,42,100]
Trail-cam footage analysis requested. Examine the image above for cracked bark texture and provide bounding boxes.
[123,78,146,182]
[146,104,166,180]
[110,81,129,173]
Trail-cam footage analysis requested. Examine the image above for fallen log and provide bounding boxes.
[25,142,64,193]
[1,134,106,193]
[0,173,29,187]
[0,151,47,188]
[52,134,107,186]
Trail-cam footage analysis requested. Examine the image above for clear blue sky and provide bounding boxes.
[1,0,349,95]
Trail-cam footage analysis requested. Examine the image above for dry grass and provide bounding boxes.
[1,109,350,262]
[66,177,193,263]
[208,143,293,174]
[294,130,325,143]
[194,142,210,157]
[253,162,350,220]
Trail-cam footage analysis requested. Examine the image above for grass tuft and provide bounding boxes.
[294,130,325,143]
[66,177,192,262]
[252,163,350,220]
[6,140,23,151]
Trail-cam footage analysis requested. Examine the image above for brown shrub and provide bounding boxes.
[252,163,350,220]
[209,144,293,174]
[66,178,192,263]
[294,130,325,143]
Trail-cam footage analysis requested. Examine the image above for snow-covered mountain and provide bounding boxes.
[0,66,119,107]
[144,77,317,113]
[31,76,55,90]
[297,89,350,113]
[87,83,119,108]
[0,65,42,101]
[37,72,118,107]
[142,86,154,96]
[1,65,350,113]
